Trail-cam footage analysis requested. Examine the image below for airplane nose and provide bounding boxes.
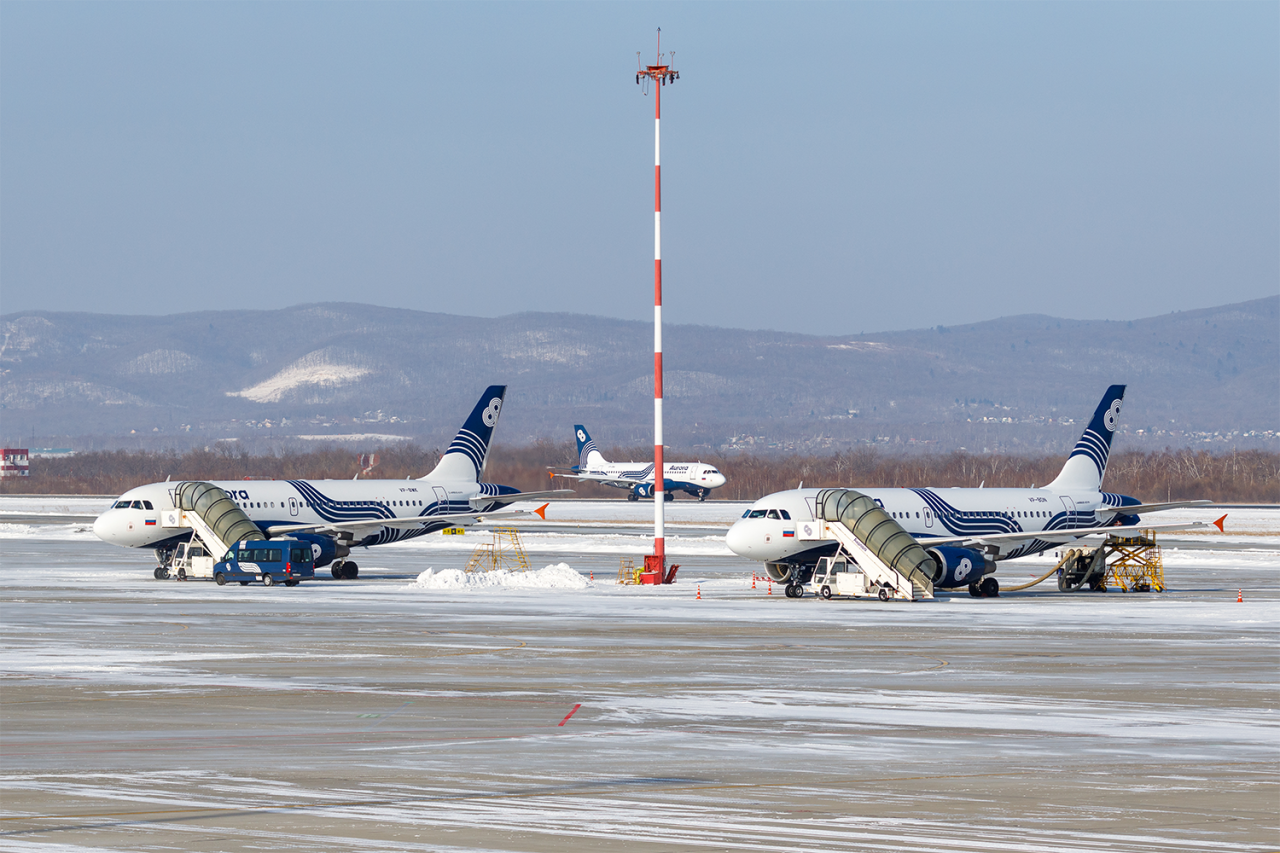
[93,512,121,544]
[725,522,754,558]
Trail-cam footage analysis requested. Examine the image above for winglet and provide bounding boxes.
[1213,514,1227,533]
[534,503,549,521]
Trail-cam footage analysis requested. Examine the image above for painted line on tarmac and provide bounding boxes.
[558,703,582,726]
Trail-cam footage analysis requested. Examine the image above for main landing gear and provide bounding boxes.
[968,577,1000,598]
[784,583,804,598]
[330,560,359,580]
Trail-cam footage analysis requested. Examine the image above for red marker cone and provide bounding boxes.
[767,579,772,595]
[751,574,757,590]
[589,570,594,582]
[1238,589,1243,603]
[696,584,701,600]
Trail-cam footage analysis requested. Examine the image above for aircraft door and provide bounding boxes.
[288,497,299,517]
[432,486,450,514]
[923,507,933,528]
[1059,495,1076,522]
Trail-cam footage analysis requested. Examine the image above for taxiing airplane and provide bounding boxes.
[550,425,726,501]
[726,385,1218,596]
[93,386,572,578]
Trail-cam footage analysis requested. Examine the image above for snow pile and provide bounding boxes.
[408,563,590,591]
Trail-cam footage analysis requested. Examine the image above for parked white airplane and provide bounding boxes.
[93,386,572,578]
[550,425,726,501]
[726,385,1220,596]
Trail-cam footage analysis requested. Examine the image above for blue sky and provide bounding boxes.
[2,2,1275,335]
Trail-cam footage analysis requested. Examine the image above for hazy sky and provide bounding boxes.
[2,2,1276,335]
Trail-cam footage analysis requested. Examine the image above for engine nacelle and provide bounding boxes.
[764,562,794,583]
[289,532,340,568]
[925,546,995,589]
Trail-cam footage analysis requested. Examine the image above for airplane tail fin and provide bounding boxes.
[574,425,608,470]
[423,386,507,481]
[1047,385,1126,492]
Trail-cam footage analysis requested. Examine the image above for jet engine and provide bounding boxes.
[925,546,995,588]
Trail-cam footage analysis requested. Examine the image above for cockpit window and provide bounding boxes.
[747,509,767,519]
[780,509,791,520]
[113,500,130,509]
[130,500,144,509]
[766,510,780,520]
[143,500,154,510]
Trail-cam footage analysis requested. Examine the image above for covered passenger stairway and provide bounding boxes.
[158,482,263,571]
[793,489,935,600]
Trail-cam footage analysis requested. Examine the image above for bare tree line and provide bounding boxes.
[2,442,1276,503]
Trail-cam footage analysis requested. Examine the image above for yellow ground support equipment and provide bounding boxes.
[1101,530,1165,592]
[617,558,642,585]
[463,527,530,574]
[1056,530,1165,592]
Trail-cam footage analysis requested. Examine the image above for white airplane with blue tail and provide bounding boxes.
[726,385,1222,596]
[93,386,573,578]
[550,425,726,501]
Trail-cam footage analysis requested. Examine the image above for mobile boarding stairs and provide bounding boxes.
[788,489,936,602]
[153,482,265,580]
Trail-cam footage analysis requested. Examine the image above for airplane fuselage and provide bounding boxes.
[726,485,1138,567]
[578,461,726,498]
[93,477,516,552]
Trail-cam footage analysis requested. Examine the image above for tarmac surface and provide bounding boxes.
[1,500,1277,852]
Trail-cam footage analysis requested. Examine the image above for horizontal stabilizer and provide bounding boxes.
[1097,499,1212,515]
[469,489,575,510]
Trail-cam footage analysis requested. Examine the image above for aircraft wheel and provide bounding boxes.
[968,583,981,597]
[215,572,226,586]
[262,573,276,587]
[820,586,832,600]
[627,493,639,502]
[331,562,345,579]
[664,492,673,501]
[878,587,890,602]
[980,577,1000,597]
[342,562,359,580]
[153,567,168,580]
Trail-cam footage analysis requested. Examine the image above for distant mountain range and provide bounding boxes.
[2,296,1275,456]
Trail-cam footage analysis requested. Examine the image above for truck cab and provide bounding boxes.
[214,539,316,587]
[807,554,892,601]
[160,540,216,581]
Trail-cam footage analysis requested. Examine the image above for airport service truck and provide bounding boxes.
[806,554,902,601]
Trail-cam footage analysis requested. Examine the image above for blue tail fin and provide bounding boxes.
[424,386,507,481]
[574,425,607,470]
[1048,385,1125,491]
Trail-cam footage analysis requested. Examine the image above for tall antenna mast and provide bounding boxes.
[637,30,678,578]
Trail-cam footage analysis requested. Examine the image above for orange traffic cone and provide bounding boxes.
[589,570,594,582]
[696,584,701,600]
[751,574,757,590]
[1238,589,1243,603]
[767,579,772,595]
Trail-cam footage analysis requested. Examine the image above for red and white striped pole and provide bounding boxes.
[638,33,678,573]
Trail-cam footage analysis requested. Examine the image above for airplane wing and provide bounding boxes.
[263,504,549,539]
[469,489,575,510]
[551,472,643,488]
[917,515,1226,549]
[1096,499,1213,515]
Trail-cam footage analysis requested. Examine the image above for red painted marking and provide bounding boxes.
[654,353,663,396]
[655,165,661,209]
[558,703,582,726]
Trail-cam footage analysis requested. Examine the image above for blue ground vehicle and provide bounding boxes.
[214,539,316,587]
